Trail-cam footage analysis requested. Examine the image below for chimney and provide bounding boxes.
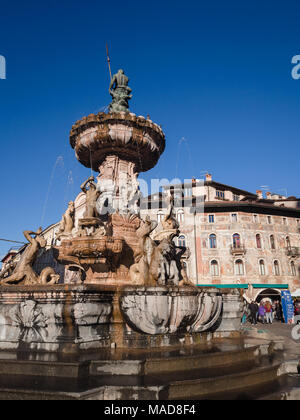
[256,190,263,200]
[266,192,272,200]
[205,173,212,182]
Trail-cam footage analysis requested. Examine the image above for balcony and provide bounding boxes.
[230,244,246,256]
[286,247,300,258]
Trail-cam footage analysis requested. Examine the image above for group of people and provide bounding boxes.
[246,300,284,325]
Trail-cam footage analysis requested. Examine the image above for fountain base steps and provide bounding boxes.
[0,340,297,400]
[0,343,259,379]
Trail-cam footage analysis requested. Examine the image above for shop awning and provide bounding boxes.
[197,284,289,290]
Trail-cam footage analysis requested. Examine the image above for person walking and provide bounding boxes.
[241,302,248,324]
[276,301,284,323]
[249,301,258,325]
[265,301,273,324]
[258,302,266,324]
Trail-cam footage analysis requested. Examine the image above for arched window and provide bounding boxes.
[291,261,297,277]
[210,260,220,276]
[274,260,280,276]
[177,209,185,223]
[233,233,241,249]
[235,259,244,275]
[157,211,164,223]
[286,236,291,248]
[209,234,217,249]
[259,260,266,276]
[256,234,262,249]
[178,235,186,248]
[270,235,276,250]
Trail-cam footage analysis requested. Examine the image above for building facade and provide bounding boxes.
[140,174,300,300]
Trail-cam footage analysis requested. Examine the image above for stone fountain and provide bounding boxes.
[0,70,266,401]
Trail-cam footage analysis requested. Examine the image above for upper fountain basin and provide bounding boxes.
[70,112,165,173]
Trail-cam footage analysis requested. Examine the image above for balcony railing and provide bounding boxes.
[230,244,246,255]
[286,247,300,257]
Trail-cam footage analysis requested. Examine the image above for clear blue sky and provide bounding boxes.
[0,0,300,257]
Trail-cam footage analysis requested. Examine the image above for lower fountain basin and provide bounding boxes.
[0,285,241,352]
[120,286,223,335]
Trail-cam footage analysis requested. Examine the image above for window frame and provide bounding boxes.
[208,214,215,224]
[178,235,186,248]
[259,259,266,276]
[274,260,280,276]
[209,234,217,249]
[235,259,245,276]
[210,260,220,277]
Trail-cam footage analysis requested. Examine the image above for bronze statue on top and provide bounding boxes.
[109,69,132,113]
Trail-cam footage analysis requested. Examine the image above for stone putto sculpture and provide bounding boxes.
[80,176,101,219]
[0,229,60,286]
[57,201,75,239]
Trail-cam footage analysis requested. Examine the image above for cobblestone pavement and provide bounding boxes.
[243,320,300,358]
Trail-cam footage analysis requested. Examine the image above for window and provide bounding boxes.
[270,235,276,250]
[259,260,266,276]
[216,190,225,200]
[231,214,238,223]
[157,212,164,223]
[235,260,244,276]
[209,234,217,249]
[253,214,259,223]
[184,188,192,197]
[274,260,280,276]
[233,194,240,202]
[233,233,241,249]
[267,216,272,224]
[256,234,262,249]
[286,236,291,248]
[208,215,215,223]
[291,261,297,277]
[210,260,220,276]
[283,218,287,225]
[178,235,186,248]
[177,210,185,223]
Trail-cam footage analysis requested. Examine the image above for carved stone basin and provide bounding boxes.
[70,112,165,173]
[56,236,123,266]
[120,287,222,336]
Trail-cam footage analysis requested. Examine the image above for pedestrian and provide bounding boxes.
[241,302,248,324]
[265,301,273,324]
[258,302,266,324]
[294,301,300,317]
[276,301,284,323]
[271,301,276,322]
[249,301,258,325]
